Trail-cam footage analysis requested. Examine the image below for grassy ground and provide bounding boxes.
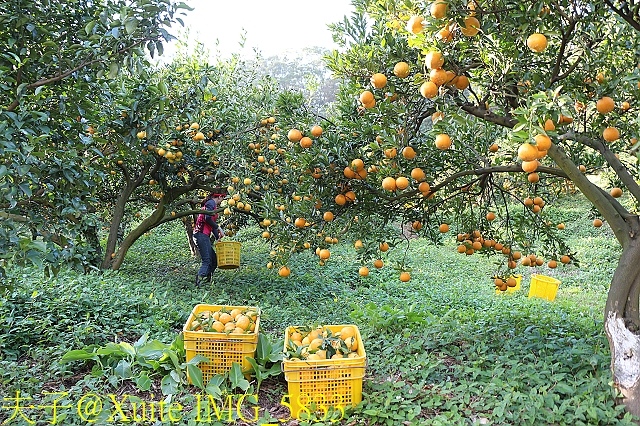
[0,194,635,425]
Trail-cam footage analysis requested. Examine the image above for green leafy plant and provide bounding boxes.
[59,332,202,394]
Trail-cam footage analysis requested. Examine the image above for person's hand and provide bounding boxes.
[218,229,225,239]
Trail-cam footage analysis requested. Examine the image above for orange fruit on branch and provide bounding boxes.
[430,0,448,19]
[288,129,303,142]
[420,81,438,99]
[534,134,552,151]
[460,16,480,36]
[517,143,538,161]
[603,127,620,142]
[425,51,445,70]
[526,33,548,52]
[393,62,410,78]
[435,133,452,150]
[382,176,397,191]
[406,16,425,34]
[596,96,615,114]
[610,187,623,198]
[371,73,387,89]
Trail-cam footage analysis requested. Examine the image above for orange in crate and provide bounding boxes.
[283,325,366,420]
[183,304,260,384]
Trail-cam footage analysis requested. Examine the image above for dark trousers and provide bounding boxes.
[194,232,217,278]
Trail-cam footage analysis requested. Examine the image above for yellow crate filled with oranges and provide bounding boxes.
[283,325,366,420]
[183,304,260,384]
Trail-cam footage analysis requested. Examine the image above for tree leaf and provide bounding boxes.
[124,17,139,35]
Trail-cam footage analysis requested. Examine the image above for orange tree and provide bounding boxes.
[94,49,295,270]
[230,0,640,416]
[0,0,191,279]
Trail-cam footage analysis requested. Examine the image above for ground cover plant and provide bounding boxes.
[0,195,635,425]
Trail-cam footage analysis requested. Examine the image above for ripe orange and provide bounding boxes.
[323,211,334,221]
[393,62,410,78]
[382,176,397,191]
[299,136,312,148]
[517,143,538,161]
[412,220,423,231]
[359,90,375,105]
[435,133,452,150]
[319,249,331,260]
[399,271,411,282]
[534,134,552,151]
[344,166,356,179]
[439,223,449,233]
[411,167,426,181]
[294,217,306,228]
[436,25,454,42]
[621,101,631,111]
[579,165,586,173]
[396,176,410,190]
[610,187,623,198]
[526,33,548,52]
[420,81,438,99]
[374,259,384,268]
[371,73,387,89]
[358,266,369,277]
[380,242,390,252]
[486,212,496,221]
[544,119,556,131]
[430,0,448,19]
[362,98,376,109]
[429,68,449,86]
[425,51,445,70]
[593,218,603,227]
[278,266,291,277]
[603,127,620,142]
[406,16,425,34]
[527,172,540,183]
[384,147,397,158]
[402,146,416,159]
[560,255,571,264]
[460,16,480,36]
[310,125,323,137]
[489,143,499,152]
[344,190,356,202]
[557,223,565,230]
[418,181,431,193]
[521,160,539,173]
[351,158,365,171]
[288,129,303,142]
[548,260,558,269]
[454,75,470,90]
[596,96,615,114]
[335,194,347,205]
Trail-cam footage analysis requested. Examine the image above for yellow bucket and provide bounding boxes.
[215,241,241,269]
[528,274,561,301]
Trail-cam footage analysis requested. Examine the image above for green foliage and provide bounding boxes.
[1,200,633,424]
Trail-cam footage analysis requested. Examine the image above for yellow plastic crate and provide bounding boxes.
[283,325,366,420]
[495,274,522,294]
[215,241,241,269]
[528,274,561,301]
[183,304,260,384]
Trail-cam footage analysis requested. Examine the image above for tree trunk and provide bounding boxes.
[109,203,167,270]
[183,215,199,257]
[101,181,136,269]
[605,236,640,418]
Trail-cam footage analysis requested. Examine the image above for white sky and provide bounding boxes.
[168,0,355,58]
